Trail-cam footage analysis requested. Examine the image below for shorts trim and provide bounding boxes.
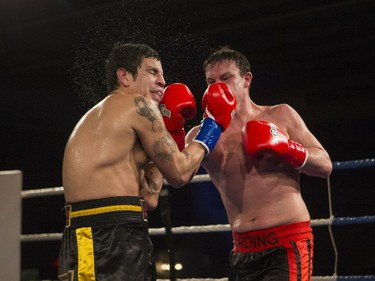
[70,204,142,218]
[232,221,312,253]
[77,227,96,281]
[65,196,147,228]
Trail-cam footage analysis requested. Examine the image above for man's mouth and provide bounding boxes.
[151,91,163,103]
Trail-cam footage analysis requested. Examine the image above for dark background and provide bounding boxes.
[1,0,374,279]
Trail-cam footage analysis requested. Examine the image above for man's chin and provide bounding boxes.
[150,98,160,106]
[151,93,162,104]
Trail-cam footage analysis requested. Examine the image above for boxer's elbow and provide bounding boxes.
[303,157,333,178]
[319,152,333,178]
[165,172,194,189]
[316,160,333,178]
[164,177,186,189]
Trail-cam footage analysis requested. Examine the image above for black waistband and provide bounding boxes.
[64,196,147,229]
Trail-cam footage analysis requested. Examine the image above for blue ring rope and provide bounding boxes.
[333,159,375,170]
[335,277,375,281]
[332,216,375,225]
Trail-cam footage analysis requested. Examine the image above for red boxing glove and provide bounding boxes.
[159,83,196,151]
[202,82,236,131]
[242,120,308,169]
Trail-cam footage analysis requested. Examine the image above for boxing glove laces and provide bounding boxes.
[242,120,308,169]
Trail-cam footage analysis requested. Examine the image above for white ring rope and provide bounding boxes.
[20,175,212,199]
[21,186,64,198]
[20,216,372,242]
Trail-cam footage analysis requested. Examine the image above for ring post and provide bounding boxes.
[160,187,176,281]
[0,170,22,281]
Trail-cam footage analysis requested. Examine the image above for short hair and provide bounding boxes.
[203,46,250,76]
[105,43,161,92]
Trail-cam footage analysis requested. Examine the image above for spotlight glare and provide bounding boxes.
[160,263,170,271]
[160,262,183,271]
[175,263,183,270]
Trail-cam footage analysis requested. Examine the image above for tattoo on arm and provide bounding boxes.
[134,96,182,162]
[134,96,163,133]
[154,139,190,163]
[154,135,176,162]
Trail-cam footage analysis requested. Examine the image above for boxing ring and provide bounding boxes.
[1,159,374,280]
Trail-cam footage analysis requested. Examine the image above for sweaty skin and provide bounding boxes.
[63,58,205,208]
[186,60,332,233]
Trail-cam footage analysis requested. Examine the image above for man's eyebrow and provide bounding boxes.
[206,71,232,81]
[146,66,162,73]
[220,71,232,77]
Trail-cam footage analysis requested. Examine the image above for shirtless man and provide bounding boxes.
[186,47,332,281]
[58,43,236,281]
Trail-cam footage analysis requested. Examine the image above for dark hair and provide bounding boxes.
[203,46,250,76]
[105,43,161,92]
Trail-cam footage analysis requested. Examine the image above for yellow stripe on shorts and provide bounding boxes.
[70,204,142,218]
[76,227,96,281]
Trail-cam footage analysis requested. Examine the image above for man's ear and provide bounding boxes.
[244,71,253,88]
[117,68,132,87]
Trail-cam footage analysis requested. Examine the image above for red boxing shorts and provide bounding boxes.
[229,221,313,281]
[58,196,156,281]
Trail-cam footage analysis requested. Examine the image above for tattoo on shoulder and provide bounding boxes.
[134,96,180,162]
[134,96,163,133]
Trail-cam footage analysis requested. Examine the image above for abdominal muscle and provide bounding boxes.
[207,161,310,233]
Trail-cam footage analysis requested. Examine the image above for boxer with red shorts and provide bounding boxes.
[186,47,332,281]
[229,221,313,281]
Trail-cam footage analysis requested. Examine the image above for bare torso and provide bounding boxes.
[197,104,311,232]
[62,93,149,203]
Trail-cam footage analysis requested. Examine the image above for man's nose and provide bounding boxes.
[157,74,166,87]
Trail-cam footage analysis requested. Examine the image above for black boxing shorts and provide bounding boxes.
[229,221,313,281]
[58,196,156,281]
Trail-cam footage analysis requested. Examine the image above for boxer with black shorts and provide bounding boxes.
[58,197,155,281]
[186,47,332,280]
[59,43,236,280]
